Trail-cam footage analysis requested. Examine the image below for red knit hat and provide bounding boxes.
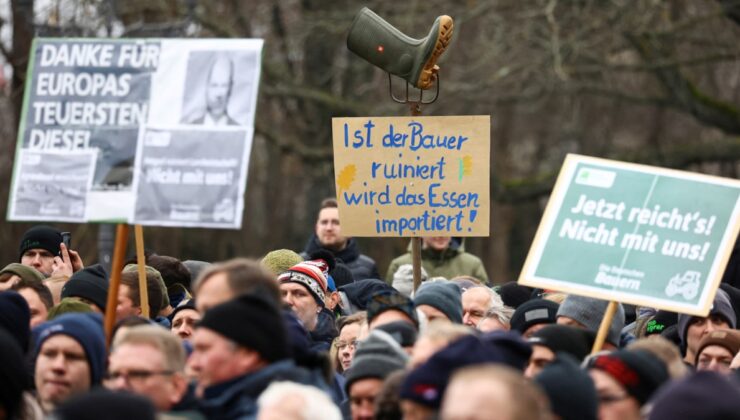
[278,259,329,305]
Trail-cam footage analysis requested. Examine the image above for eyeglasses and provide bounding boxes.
[104,369,175,383]
[334,340,359,351]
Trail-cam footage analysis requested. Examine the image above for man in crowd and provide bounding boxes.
[33,313,106,413]
[344,330,408,420]
[193,258,281,313]
[60,264,109,313]
[115,270,165,322]
[677,288,736,365]
[18,226,83,277]
[302,198,380,280]
[461,286,506,328]
[278,259,337,349]
[106,325,190,412]
[189,294,324,417]
[170,299,200,341]
[386,237,488,284]
[11,278,53,328]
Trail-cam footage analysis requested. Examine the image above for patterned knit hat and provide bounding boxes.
[278,259,330,305]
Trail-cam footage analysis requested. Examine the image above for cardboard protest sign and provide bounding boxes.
[519,154,740,316]
[331,116,490,237]
[8,38,262,229]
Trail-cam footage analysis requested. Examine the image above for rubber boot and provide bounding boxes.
[347,7,453,90]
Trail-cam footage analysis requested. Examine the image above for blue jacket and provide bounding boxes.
[198,359,330,420]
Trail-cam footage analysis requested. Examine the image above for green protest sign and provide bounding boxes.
[519,154,740,316]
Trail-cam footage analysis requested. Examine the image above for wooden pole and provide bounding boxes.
[134,225,150,319]
[412,237,423,292]
[104,224,129,348]
[591,300,619,354]
[410,100,423,293]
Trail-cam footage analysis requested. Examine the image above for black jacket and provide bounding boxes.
[302,235,380,281]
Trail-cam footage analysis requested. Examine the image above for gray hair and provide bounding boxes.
[258,381,341,420]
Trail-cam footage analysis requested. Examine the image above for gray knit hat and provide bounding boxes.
[677,288,736,345]
[413,281,463,324]
[344,330,409,393]
[556,295,625,346]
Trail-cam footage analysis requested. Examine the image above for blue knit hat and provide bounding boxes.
[33,313,106,385]
[413,281,463,323]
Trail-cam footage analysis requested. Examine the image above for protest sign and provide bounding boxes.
[519,154,740,316]
[8,38,263,229]
[8,150,97,222]
[331,116,490,237]
[132,126,251,228]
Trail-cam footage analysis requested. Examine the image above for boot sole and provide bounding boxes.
[416,15,454,90]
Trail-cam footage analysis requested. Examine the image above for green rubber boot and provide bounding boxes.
[347,7,454,90]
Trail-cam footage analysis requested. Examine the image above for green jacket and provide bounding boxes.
[385,239,488,284]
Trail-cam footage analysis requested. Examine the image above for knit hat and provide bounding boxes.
[413,281,463,323]
[182,260,211,282]
[169,299,198,322]
[330,261,355,288]
[557,295,625,346]
[375,320,418,347]
[33,313,106,385]
[0,328,29,420]
[510,298,560,334]
[262,249,304,276]
[198,294,289,363]
[18,225,62,261]
[339,279,396,311]
[588,349,669,405]
[677,288,736,346]
[695,329,740,364]
[344,330,409,393]
[497,282,534,309]
[278,259,330,306]
[534,354,597,420]
[53,388,156,420]
[61,264,109,311]
[47,297,94,319]
[0,291,31,353]
[644,310,677,336]
[399,331,532,408]
[648,371,740,420]
[529,324,595,362]
[719,283,740,325]
[392,264,428,297]
[366,289,419,327]
[122,264,170,308]
[0,263,45,283]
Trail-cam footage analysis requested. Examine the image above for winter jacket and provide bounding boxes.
[302,235,380,281]
[385,238,488,284]
[198,359,329,420]
[310,308,338,353]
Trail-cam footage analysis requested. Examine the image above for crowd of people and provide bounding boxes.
[1,197,740,420]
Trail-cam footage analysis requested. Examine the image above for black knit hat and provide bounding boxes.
[0,328,30,420]
[366,290,418,327]
[330,261,355,288]
[497,282,534,309]
[0,291,31,353]
[61,264,109,311]
[18,225,62,260]
[54,388,156,420]
[529,324,595,362]
[169,299,197,322]
[198,294,289,363]
[535,354,597,420]
[510,299,560,334]
[644,310,677,336]
[588,349,670,405]
[648,371,740,420]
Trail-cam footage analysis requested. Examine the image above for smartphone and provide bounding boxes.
[61,232,72,254]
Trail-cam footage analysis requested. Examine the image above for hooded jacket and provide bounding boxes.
[302,235,380,281]
[385,238,488,284]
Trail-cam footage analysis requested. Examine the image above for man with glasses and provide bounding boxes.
[105,325,190,412]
